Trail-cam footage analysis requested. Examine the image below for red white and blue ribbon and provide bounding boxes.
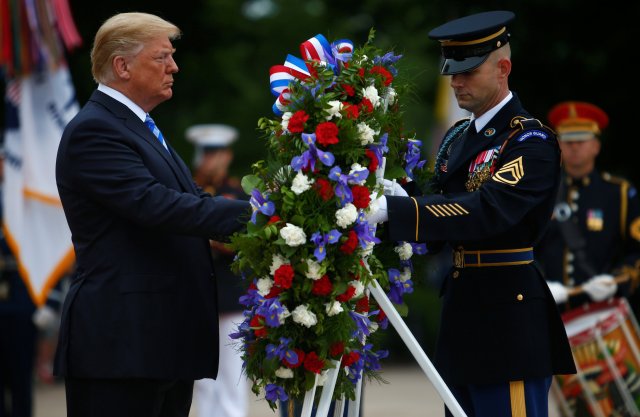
[269,34,354,116]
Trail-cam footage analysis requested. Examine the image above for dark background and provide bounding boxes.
[2,0,637,358]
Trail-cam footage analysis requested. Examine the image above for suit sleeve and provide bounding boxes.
[386,133,560,243]
[57,118,250,239]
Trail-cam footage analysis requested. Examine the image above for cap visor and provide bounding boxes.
[439,55,488,75]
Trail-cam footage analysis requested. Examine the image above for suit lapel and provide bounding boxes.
[90,91,197,193]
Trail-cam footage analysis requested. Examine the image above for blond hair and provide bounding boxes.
[90,12,181,84]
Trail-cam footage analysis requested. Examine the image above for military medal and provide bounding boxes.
[465,146,500,191]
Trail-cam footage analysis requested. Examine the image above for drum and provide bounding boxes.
[553,298,640,417]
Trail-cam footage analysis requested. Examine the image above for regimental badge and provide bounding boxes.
[465,146,500,192]
[586,209,604,231]
[483,128,496,137]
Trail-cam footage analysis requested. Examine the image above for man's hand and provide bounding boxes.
[382,179,408,197]
[546,281,569,304]
[582,274,617,302]
[366,193,388,224]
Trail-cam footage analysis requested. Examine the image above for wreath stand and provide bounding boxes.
[298,279,467,417]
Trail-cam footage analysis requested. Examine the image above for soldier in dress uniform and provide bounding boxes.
[367,10,576,417]
[537,101,640,312]
[186,124,249,417]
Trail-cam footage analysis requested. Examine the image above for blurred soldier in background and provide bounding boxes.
[537,101,640,311]
[186,124,249,417]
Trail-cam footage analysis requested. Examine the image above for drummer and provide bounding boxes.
[536,101,640,312]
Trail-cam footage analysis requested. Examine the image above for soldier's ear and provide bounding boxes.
[497,57,511,79]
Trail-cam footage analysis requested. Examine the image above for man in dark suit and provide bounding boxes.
[368,11,576,417]
[54,12,249,417]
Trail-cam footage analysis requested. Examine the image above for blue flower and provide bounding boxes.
[265,384,288,402]
[310,229,342,262]
[256,298,287,327]
[291,133,335,172]
[266,337,298,364]
[387,268,414,304]
[249,189,275,224]
[404,140,427,180]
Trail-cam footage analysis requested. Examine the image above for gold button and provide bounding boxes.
[516,294,524,301]
[452,271,460,279]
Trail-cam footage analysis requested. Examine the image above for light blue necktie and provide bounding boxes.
[144,114,169,152]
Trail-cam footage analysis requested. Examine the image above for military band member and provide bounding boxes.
[536,101,640,313]
[368,10,576,417]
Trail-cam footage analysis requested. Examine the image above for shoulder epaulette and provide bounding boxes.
[601,172,630,186]
[506,116,555,143]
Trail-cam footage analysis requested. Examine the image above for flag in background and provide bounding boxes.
[1,0,82,306]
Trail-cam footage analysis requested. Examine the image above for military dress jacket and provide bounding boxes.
[536,170,640,311]
[54,90,249,380]
[386,94,576,385]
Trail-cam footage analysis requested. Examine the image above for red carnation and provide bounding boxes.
[311,274,333,296]
[336,285,356,302]
[315,122,339,146]
[370,65,393,86]
[340,230,358,255]
[314,178,334,201]
[329,341,345,357]
[358,68,365,78]
[250,315,267,338]
[365,149,379,172]
[274,264,294,289]
[351,185,371,209]
[283,348,305,368]
[288,110,309,133]
[265,286,284,299]
[341,83,355,97]
[268,215,281,224]
[355,295,369,313]
[359,98,374,114]
[303,351,325,374]
[343,102,359,120]
[341,351,360,367]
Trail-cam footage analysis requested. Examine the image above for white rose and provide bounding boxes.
[362,85,380,108]
[394,242,413,261]
[325,301,343,316]
[361,241,375,258]
[292,304,318,327]
[325,100,343,120]
[281,112,293,131]
[336,204,358,228]
[257,277,274,296]
[305,259,323,280]
[356,122,376,146]
[399,267,412,283]
[291,172,314,195]
[280,223,307,247]
[350,280,365,298]
[275,367,294,379]
[269,254,289,276]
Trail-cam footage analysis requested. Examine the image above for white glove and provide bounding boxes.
[582,274,617,302]
[547,281,569,304]
[366,193,388,224]
[32,305,58,331]
[381,179,409,197]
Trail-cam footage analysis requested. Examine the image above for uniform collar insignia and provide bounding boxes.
[483,127,496,137]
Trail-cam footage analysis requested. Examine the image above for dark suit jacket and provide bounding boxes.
[54,90,249,380]
[386,94,576,385]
